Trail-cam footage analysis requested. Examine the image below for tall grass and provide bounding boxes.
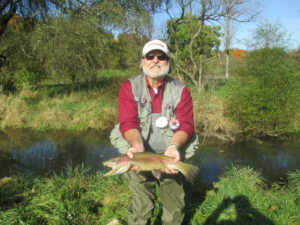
[1,166,299,225]
[0,69,138,131]
[193,91,240,143]
[0,90,118,131]
[0,167,129,225]
[191,167,300,225]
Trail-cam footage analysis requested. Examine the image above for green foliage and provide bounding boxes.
[192,167,300,225]
[0,0,63,37]
[31,15,114,83]
[167,16,221,63]
[1,167,299,224]
[0,0,162,93]
[117,33,147,69]
[225,48,300,136]
[166,15,222,90]
[0,167,129,225]
[247,20,291,50]
[14,68,41,89]
[0,18,44,93]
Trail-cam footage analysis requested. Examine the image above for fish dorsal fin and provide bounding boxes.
[151,170,162,180]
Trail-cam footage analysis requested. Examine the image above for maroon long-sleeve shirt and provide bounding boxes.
[118,78,195,138]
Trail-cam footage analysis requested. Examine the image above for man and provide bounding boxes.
[110,39,198,225]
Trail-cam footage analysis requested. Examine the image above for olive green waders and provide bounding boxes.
[125,171,185,225]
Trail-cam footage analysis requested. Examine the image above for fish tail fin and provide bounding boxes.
[175,162,199,183]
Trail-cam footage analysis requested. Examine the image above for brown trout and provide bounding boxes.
[103,152,199,183]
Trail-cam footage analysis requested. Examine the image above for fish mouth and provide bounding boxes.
[102,161,110,166]
[103,164,131,176]
[102,161,117,168]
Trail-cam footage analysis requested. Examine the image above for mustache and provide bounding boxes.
[150,63,162,69]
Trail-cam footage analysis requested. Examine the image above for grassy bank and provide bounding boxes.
[0,70,299,142]
[0,89,118,131]
[0,166,299,225]
[0,70,131,132]
[0,82,243,140]
[0,88,240,141]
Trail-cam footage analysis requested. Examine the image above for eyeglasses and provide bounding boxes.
[144,53,169,61]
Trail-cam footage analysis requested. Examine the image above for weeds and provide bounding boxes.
[0,167,129,225]
[193,92,240,143]
[0,89,118,131]
[0,166,299,225]
[191,167,300,225]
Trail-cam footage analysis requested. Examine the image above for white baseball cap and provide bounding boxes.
[142,39,169,56]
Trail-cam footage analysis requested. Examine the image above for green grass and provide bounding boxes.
[190,167,300,225]
[0,69,299,140]
[0,69,136,131]
[96,69,136,79]
[0,166,299,225]
[0,85,118,131]
[0,167,130,225]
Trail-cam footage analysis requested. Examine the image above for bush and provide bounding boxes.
[14,68,40,90]
[225,48,300,136]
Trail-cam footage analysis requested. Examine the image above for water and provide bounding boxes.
[0,129,120,177]
[192,143,300,184]
[0,129,299,184]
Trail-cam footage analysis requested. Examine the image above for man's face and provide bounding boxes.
[142,50,169,78]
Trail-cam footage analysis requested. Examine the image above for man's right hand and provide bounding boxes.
[127,146,144,158]
[127,146,144,171]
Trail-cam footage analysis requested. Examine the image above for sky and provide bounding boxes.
[153,0,300,50]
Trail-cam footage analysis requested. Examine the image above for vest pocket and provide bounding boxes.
[137,101,151,129]
[109,124,130,154]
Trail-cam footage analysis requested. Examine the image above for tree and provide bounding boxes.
[225,20,299,137]
[162,0,261,92]
[0,0,74,38]
[0,15,44,92]
[0,0,165,92]
[220,0,261,79]
[117,33,148,70]
[225,48,299,137]
[31,15,115,83]
[29,0,163,81]
[164,0,224,93]
[246,20,291,50]
[167,15,221,91]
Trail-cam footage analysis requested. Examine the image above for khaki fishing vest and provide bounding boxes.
[110,74,198,159]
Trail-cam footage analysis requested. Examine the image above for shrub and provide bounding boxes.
[14,68,40,90]
[225,48,300,137]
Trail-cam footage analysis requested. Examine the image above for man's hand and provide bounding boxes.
[127,145,144,171]
[127,145,144,158]
[164,145,180,174]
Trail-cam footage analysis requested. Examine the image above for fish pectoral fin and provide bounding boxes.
[151,170,162,180]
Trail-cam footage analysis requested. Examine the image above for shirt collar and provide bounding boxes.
[145,76,165,89]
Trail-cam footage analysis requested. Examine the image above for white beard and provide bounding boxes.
[142,63,169,78]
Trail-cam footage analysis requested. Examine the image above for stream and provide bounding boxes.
[0,129,299,184]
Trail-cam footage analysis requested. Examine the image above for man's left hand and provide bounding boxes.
[164,145,180,174]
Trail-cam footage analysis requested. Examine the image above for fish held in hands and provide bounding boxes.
[102,152,199,183]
